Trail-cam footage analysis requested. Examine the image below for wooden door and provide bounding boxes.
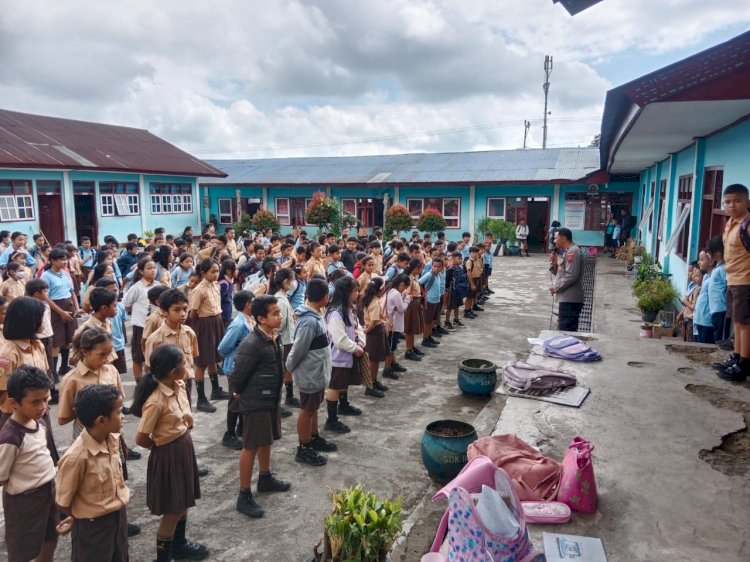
[74,193,98,245]
[37,193,64,244]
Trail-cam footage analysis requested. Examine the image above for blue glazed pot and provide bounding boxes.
[457,359,497,396]
[421,420,478,483]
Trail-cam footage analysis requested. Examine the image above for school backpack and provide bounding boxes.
[502,361,577,392]
[352,261,363,279]
[740,215,750,252]
[450,265,469,299]
[540,335,602,362]
[237,256,259,285]
[242,272,263,293]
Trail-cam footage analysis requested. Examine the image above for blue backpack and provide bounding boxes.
[450,265,469,300]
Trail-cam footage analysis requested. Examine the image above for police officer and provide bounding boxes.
[549,227,584,331]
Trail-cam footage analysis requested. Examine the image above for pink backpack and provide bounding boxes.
[430,456,544,562]
[502,362,577,392]
[558,437,597,513]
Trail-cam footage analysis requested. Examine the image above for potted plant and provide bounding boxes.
[247,208,281,234]
[309,485,403,562]
[305,192,342,237]
[417,207,447,237]
[636,277,677,323]
[384,204,413,237]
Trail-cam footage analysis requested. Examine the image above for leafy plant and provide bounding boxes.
[475,217,516,247]
[636,277,677,313]
[306,192,342,237]
[143,229,154,240]
[417,207,447,236]
[384,204,413,236]
[321,484,403,562]
[248,208,281,233]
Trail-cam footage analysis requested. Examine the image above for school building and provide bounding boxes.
[600,30,750,295]
[0,109,226,245]
[199,149,639,248]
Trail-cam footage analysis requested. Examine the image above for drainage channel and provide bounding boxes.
[577,255,597,333]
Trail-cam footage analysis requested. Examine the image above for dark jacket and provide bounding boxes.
[117,251,138,278]
[229,326,283,413]
[341,249,357,272]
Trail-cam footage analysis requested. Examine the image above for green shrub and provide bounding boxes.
[417,207,447,235]
[636,277,677,313]
[384,204,413,235]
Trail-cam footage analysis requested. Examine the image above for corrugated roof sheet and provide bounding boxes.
[202,147,600,185]
[0,109,226,177]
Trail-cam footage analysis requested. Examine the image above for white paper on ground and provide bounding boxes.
[475,485,520,538]
[542,533,607,561]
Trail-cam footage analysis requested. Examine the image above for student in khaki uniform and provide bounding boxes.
[302,242,327,279]
[140,285,170,346]
[402,258,425,361]
[464,246,483,319]
[56,384,130,562]
[717,183,750,381]
[132,344,207,562]
[0,262,26,302]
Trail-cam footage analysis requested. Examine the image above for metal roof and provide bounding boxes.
[553,0,605,16]
[0,109,226,177]
[201,147,601,186]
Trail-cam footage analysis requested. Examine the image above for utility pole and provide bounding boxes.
[542,55,553,149]
[523,120,530,149]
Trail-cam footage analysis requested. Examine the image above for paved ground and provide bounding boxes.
[0,254,554,561]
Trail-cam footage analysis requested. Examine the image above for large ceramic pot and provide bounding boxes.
[420,420,478,483]
[457,359,498,396]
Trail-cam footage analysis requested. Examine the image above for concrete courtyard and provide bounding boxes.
[2,253,748,561]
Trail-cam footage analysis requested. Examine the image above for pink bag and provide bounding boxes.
[430,456,544,562]
[558,436,597,513]
[467,434,562,501]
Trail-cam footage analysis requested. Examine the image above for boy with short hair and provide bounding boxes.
[56,384,130,561]
[285,279,335,467]
[231,295,291,519]
[460,232,472,260]
[445,251,469,329]
[73,287,119,365]
[717,183,750,381]
[96,278,129,377]
[464,246,482,319]
[385,252,410,281]
[326,244,351,278]
[515,218,530,257]
[0,366,58,562]
[79,236,97,277]
[140,285,170,346]
[419,257,446,348]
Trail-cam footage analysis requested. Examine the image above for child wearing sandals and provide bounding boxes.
[132,344,208,561]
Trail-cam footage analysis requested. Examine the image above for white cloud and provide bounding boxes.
[0,0,748,158]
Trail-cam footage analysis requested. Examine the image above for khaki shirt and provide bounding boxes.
[0,278,25,301]
[466,258,482,280]
[358,271,374,291]
[143,323,198,380]
[226,238,238,259]
[364,298,384,328]
[723,215,750,285]
[0,340,48,414]
[56,430,130,519]
[303,257,327,279]
[74,316,118,364]
[371,253,383,275]
[58,363,124,424]
[141,308,168,347]
[550,245,585,304]
[137,380,192,446]
[407,276,422,297]
[189,279,221,317]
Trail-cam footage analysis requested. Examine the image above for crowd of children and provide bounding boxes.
[0,223,498,561]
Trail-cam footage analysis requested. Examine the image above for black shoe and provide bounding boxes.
[473,305,485,312]
[122,405,131,415]
[172,539,209,560]
[444,321,456,331]
[435,325,450,335]
[713,354,738,371]
[413,347,425,356]
[257,472,291,493]
[486,288,495,294]
[421,339,437,348]
[373,380,389,392]
[210,387,230,400]
[404,350,422,361]
[382,369,399,380]
[236,490,264,518]
[125,448,142,461]
[338,402,362,416]
[716,338,735,351]
[310,434,338,452]
[324,419,351,433]
[196,398,216,413]
[717,364,748,382]
[197,465,209,477]
[463,311,476,319]
[280,406,293,418]
[391,362,407,373]
[222,432,243,451]
[48,389,59,405]
[365,387,385,398]
[453,319,466,327]
[127,522,141,537]
[427,336,441,345]
[430,330,443,338]
[285,395,302,408]
[295,445,327,466]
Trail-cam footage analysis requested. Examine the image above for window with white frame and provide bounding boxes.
[275,197,313,226]
[149,183,193,214]
[218,198,235,224]
[486,197,506,220]
[341,198,357,217]
[0,180,34,221]
[100,182,139,217]
[406,197,461,228]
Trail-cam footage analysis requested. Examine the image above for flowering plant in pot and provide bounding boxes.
[384,204,413,236]
[305,191,342,237]
[248,208,280,233]
[417,207,447,236]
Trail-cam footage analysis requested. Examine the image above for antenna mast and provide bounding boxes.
[523,120,531,149]
[542,55,553,149]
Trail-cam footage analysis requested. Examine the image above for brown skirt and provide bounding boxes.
[193,314,225,367]
[131,325,145,364]
[364,324,388,362]
[241,409,282,449]
[147,432,200,515]
[329,365,361,390]
[50,298,78,349]
[403,297,424,336]
[71,507,128,562]
[3,480,59,562]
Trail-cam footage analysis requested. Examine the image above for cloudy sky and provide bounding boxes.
[1,0,749,159]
